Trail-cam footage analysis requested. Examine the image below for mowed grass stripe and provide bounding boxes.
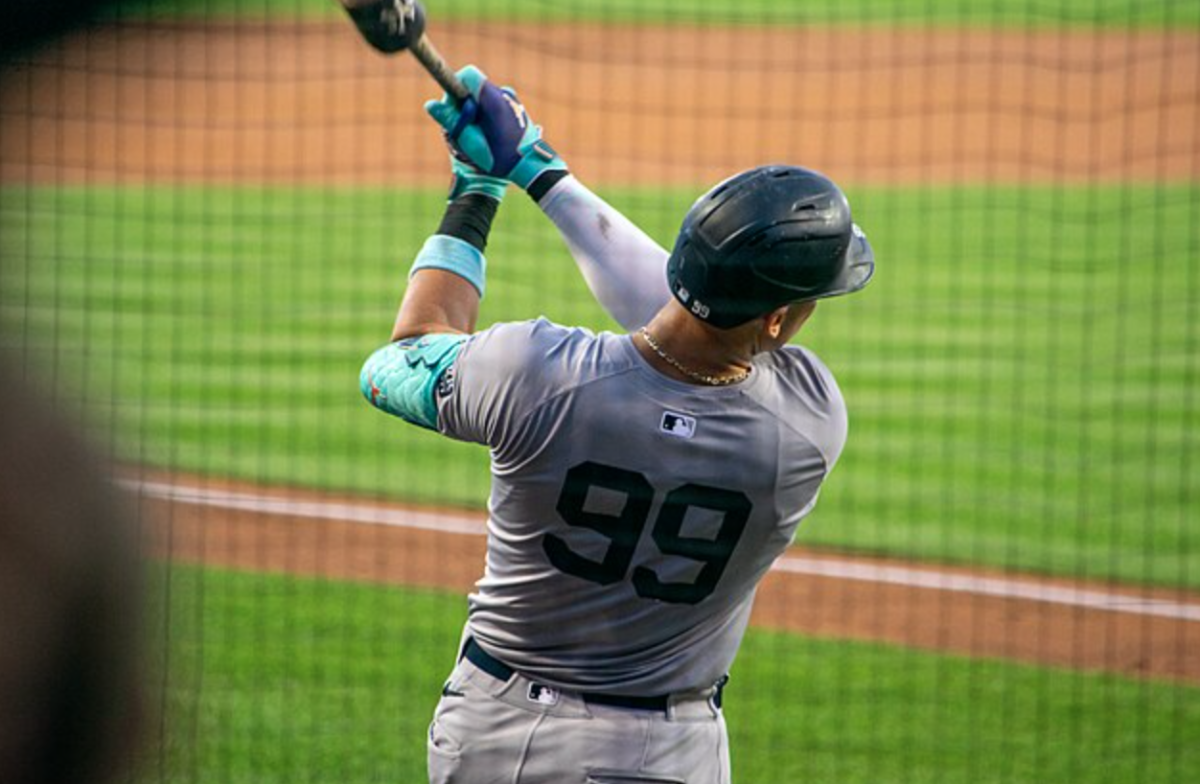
[156,565,1200,784]
[108,0,1200,27]
[2,183,1197,588]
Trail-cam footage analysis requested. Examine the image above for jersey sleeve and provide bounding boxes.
[435,318,588,456]
[775,346,850,471]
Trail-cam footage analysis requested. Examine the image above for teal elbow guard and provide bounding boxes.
[360,334,467,430]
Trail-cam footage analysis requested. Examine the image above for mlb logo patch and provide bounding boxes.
[527,683,560,706]
[660,411,697,439]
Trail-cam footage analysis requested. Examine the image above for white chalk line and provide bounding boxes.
[124,479,1200,624]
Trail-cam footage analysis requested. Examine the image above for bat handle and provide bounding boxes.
[410,35,470,102]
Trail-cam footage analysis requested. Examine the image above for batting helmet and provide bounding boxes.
[665,165,875,329]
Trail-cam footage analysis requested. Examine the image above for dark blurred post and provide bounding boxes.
[1,2,144,782]
[0,357,144,783]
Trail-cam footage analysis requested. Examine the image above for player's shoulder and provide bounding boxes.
[466,317,607,361]
[759,344,844,409]
[461,317,632,384]
[471,316,593,349]
[754,345,849,469]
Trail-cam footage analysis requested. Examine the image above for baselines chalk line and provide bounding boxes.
[125,478,1200,624]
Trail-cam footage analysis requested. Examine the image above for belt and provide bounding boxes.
[462,637,724,712]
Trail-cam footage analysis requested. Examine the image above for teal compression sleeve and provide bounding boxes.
[360,334,468,430]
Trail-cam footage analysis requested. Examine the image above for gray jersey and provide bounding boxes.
[436,318,847,696]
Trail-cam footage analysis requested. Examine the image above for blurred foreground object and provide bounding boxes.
[0,361,144,783]
[2,2,143,780]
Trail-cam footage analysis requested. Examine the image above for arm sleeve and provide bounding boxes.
[538,175,672,331]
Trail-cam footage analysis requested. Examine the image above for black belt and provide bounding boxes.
[462,637,723,712]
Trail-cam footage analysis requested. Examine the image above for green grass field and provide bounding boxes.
[108,0,1200,27]
[2,183,1197,588]
[153,565,1200,783]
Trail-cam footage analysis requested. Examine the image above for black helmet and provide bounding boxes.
[665,165,875,329]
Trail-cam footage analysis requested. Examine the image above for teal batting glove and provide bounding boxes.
[425,65,568,192]
[447,154,508,202]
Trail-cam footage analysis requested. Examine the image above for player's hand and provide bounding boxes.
[446,152,508,202]
[425,65,567,191]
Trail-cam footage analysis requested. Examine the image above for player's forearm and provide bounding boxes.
[391,269,479,339]
[391,193,499,340]
[536,175,672,331]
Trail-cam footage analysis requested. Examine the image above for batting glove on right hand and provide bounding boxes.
[425,65,567,192]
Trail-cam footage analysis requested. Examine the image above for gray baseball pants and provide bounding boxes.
[427,647,730,784]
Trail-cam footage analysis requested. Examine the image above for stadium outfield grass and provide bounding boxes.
[2,183,1196,589]
[110,0,1200,28]
[156,566,1200,784]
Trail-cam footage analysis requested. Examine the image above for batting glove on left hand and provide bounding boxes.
[425,65,567,192]
[446,153,508,202]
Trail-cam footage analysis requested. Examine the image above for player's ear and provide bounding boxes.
[764,307,789,340]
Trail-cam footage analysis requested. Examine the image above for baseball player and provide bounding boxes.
[361,66,874,784]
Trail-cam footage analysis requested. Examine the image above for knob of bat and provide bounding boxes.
[344,0,428,54]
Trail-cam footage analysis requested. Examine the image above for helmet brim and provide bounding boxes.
[800,222,875,303]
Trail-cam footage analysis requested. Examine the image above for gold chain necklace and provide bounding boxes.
[638,327,751,387]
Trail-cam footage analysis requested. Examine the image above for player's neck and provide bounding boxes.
[634,303,756,386]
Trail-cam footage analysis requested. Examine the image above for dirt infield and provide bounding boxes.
[2,21,1198,185]
[131,472,1200,684]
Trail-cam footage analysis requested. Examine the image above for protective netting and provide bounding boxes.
[0,1,1197,782]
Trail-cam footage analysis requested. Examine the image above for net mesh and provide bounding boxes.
[0,1,1197,782]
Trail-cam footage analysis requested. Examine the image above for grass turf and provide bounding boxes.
[107,0,1200,28]
[152,564,1200,783]
[2,183,1198,588]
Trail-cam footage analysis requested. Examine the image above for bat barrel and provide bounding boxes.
[340,0,469,102]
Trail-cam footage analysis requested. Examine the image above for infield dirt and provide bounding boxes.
[2,21,1198,185]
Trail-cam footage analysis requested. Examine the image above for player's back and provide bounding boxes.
[436,318,847,695]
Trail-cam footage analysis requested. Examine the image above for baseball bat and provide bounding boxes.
[339,0,470,102]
